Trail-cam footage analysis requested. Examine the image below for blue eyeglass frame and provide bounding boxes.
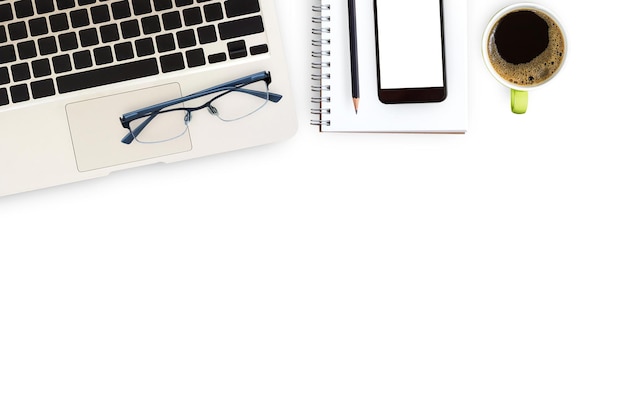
[119,71,283,145]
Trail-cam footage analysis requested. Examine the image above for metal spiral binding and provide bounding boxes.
[311,2,331,127]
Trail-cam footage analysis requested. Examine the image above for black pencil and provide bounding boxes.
[347,0,359,113]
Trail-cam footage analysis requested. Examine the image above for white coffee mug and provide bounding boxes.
[482,3,567,114]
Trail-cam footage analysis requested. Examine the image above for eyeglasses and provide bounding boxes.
[119,71,282,145]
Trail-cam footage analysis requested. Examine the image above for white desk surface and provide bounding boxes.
[1,1,624,416]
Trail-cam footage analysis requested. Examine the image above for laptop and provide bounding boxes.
[0,0,297,197]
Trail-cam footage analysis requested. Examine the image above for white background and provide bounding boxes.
[1,1,625,416]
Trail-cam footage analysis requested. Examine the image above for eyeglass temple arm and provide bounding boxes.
[235,88,283,103]
[120,112,159,144]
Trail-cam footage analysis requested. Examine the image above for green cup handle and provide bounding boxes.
[511,89,528,114]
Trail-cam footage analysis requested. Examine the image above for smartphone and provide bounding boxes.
[374,0,447,103]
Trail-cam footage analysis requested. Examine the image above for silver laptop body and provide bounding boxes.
[0,0,297,197]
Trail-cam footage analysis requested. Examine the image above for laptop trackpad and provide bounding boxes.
[66,83,193,172]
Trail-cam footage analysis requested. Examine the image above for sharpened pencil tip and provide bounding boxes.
[353,98,360,114]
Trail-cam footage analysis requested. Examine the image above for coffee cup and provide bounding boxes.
[482,3,567,114]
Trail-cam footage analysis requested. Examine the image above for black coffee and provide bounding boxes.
[487,9,565,87]
[495,11,548,64]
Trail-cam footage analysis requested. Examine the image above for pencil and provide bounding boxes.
[347,0,359,113]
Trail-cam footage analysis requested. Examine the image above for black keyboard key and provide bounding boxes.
[93,45,113,64]
[32,58,52,77]
[31,78,55,98]
[218,16,263,40]
[132,0,151,15]
[17,40,37,59]
[203,3,223,22]
[250,43,268,55]
[185,48,205,67]
[36,0,56,14]
[114,41,133,60]
[28,17,48,36]
[50,14,70,32]
[10,84,30,103]
[0,4,13,23]
[160,52,184,73]
[141,15,161,34]
[183,7,203,26]
[9,22,28,41]
[78,0,96,5]
[79,28,99,47]
[70,9,90,28]
[208,52,226,64]
[121,20,140,38]
[0,26,6,43]
[156,33,175,52]
[175,0,193,6]
[154,0,173,11]
[111,0,131,19]
[197,25,216,44]
[224,0,259,18]
[91,5,111,24]
[135,38,154,56]
[56,0,75,11]
[59,32,78,50]
[0,45,16,64]
[73,50,92,69]
[14,0,35,19]
[162,11,181,30]
[176,29,195,48]
[56,58,159,93]
[38,36,58,55]
[100,24,119,42]
[0,88,9,106]
[227,39,246,59]
[52,54,72,73]
[0,67,9,84]
[11,63,31,81]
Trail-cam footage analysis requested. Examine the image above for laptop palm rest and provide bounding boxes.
[66,83,192,172]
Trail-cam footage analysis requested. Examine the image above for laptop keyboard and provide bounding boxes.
[0,0,269,107]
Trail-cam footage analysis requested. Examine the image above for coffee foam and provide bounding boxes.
[487,9,565,87]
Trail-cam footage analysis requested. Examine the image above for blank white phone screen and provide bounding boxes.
[377,0,444,89]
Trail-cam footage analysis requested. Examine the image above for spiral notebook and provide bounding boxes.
[311,0,468,133]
